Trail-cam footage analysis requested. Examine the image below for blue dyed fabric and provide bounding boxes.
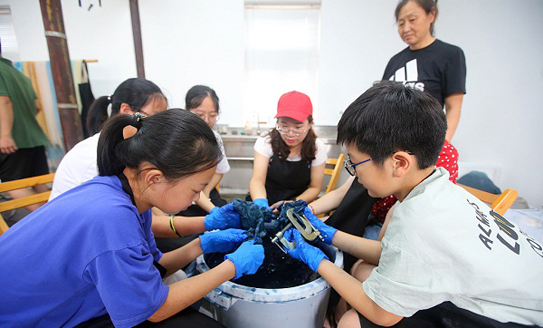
[232,199,307,243]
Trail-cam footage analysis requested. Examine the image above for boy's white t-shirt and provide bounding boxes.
[363,167,543,326]
[253,135,328,166]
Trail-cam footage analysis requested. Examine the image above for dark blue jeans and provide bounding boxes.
[457,171,501,195]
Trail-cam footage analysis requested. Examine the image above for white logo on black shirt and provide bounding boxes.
[388,59,425,92]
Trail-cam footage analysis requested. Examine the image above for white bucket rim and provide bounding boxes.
[196,248,343,304]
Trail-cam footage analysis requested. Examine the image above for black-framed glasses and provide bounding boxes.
[344,151,414,176]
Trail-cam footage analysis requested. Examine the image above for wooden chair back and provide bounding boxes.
[324,154,346,194]
[0,173,54,236]
[457,183,518,216]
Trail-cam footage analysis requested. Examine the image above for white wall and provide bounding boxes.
[3,0,543,208]
[0,0,138,97]
[139,0,245,110]
[61,0,137,94]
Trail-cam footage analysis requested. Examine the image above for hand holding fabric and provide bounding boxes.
[204,202,242,231]
[253,198,270,210]
[285,229,328,273]
[225,240,265,279]
[303,207,337,245]
[199,229,247,254]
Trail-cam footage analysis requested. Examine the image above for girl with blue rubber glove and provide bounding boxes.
[0,110,263,327]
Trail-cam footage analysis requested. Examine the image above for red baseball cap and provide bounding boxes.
[275,91,313,122]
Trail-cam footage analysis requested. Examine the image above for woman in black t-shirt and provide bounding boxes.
[382,0,466,142]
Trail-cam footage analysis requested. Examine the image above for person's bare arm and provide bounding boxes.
[318,260,403,326]
[194,191,215,213]
[249,151,270,200]
[444,94,463,142]
[195,173,223,213]
[332,230,382,265]
[151,214,206,238]
[202,173,222,196]
[149,257,236,322]
[294,162,326,203]
[378,203,396,241]
[0,96,17,154]
[158,238,203,276]
[35,99,42,114]
[308,176,355,218]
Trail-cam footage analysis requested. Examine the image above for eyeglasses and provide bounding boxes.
[129,105,152,117]
[344,151,414,176]
[276,125,307,137]
[344,156,372,176]
[193,111,218,122]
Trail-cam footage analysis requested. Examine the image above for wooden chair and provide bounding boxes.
[457,183,518,216]
[0,173,54,236]
[324,154,346,194]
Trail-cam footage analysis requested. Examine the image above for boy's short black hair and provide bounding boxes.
[337,81,447,169]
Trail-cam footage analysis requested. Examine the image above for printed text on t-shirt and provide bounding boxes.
[467,199,543,259]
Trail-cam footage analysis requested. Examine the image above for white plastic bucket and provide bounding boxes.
[196,249,343,328]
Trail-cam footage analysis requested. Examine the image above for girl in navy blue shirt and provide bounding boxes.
[0,110,264,327]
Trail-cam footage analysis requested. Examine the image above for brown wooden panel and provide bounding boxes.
[40,0,83,151]
[0,173,54,193]
[0,192,51,213]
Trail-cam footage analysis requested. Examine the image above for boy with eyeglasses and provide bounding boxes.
[284,82,543,327]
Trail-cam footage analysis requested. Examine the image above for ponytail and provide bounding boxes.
[97,113,133,176]
[86,95,112,136]
[97,109,222,180]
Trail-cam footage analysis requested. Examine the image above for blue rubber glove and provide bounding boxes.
[225,240,265,279]
[303,207,337,245]
[199,229,247,254]
[253,198,270,210]
[204,202,242,231]
[284,229,328,273]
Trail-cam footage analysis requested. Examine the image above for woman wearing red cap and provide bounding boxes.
[249,91,328,209]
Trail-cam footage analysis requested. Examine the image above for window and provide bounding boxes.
[0,6,20,61]
[244,3,320,124]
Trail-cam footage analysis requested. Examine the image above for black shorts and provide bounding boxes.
[0,146,49,182]
[358,302,539,328]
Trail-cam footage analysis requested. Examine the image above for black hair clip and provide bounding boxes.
[131,112,144,129]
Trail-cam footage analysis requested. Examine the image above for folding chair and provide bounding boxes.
[457,183,518,216]
[0,173,54,236]
[324,154,346,194]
